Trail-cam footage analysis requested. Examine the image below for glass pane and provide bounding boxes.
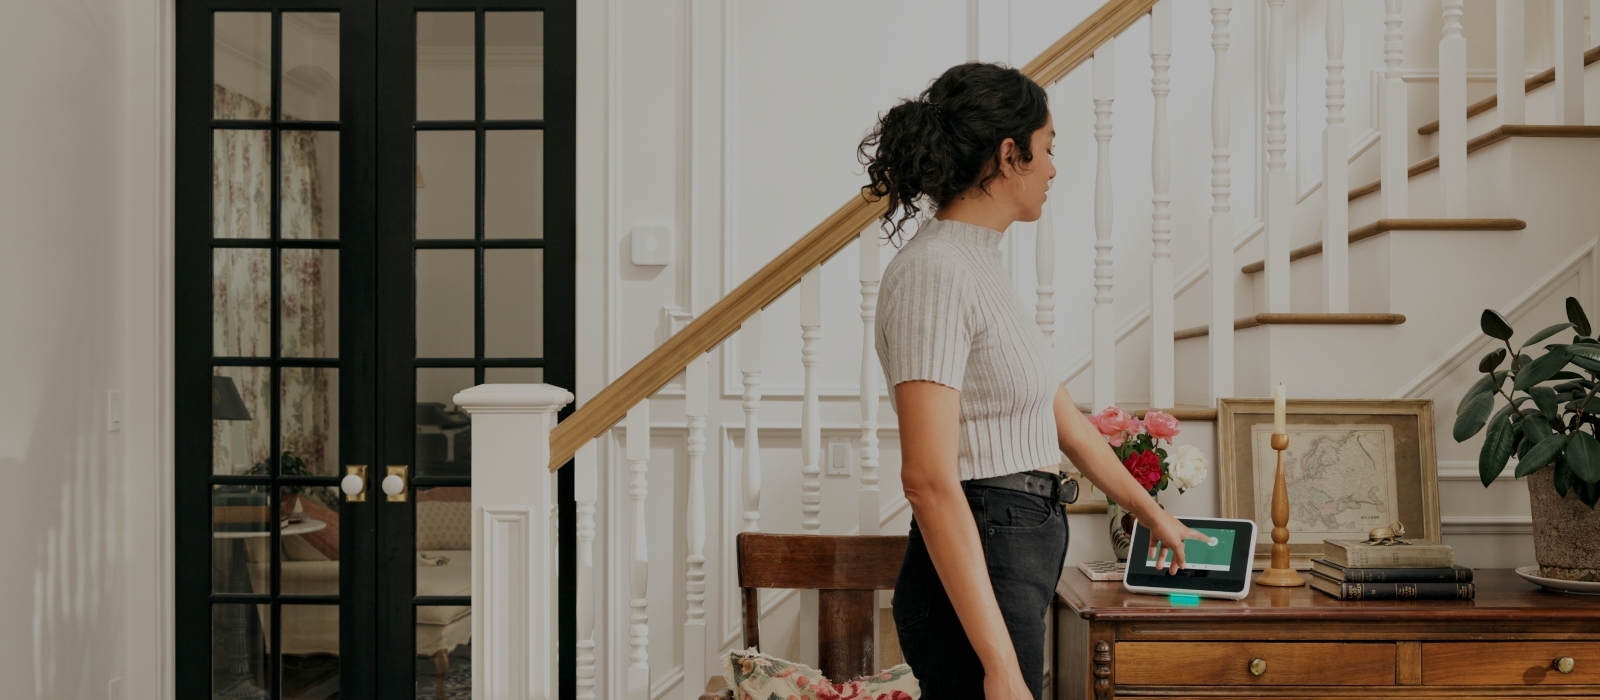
[484,130,543,239]
[417,368,475,477]
[417,485,471,571]
[280,486,341,595]
[280,249,339,357]
[484,249,543,357]
[483,367,542,384]
[416,131,475,239]
[213,130,272,239]
[213,367,270,475]
[214,248,272,357]
[212,484,271,593]
[416,250,475,357]
[214,13,271,119]
[212,603,270,697]
[417,12,475,121]
[281,13,341,122]
[281,131,340,240]
[280,368,339,476]
[485,12,544,120]
[417,615,472,699]
[282,604,340,697]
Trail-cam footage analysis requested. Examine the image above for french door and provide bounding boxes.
[175,1,575,698]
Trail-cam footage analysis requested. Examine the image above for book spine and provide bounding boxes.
[1345,548,1454,569]
[1344,582,1474,600]
[1340,567,1472,583]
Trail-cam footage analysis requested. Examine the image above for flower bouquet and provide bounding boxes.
[1086,406,1209,560]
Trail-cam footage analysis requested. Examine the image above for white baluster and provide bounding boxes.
[740,314,762,533]
[1036,197,1056,345]
[682,357,708,700]
[626,401,651,700]
[1498,0,1525,126]
[1381,0,1409,219]
[1209,0,1235,402]
[858,230,881,536]
[575,440,599,700]
[1590,1,1598,50]
[1323,0,1349,312]
[1092,40,1116,412]
[1150,0,1174,407]
[1440,0,1468,216]
[1557,0,1587,125]
[452,384,574,700]
[1264,0,1291,314]
[799,268,823,533]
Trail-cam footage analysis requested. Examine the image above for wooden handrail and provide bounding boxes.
[546,0,1161,470]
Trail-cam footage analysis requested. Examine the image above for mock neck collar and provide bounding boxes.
[918,218,1005,249]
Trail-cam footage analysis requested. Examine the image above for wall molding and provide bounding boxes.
[1441,515,1533,536]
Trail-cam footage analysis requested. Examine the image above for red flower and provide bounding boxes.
[1123,450,1163,491]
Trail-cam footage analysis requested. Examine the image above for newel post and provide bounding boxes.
[454,383,575,700]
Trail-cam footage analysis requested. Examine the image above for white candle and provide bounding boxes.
[1274,383,1287,435]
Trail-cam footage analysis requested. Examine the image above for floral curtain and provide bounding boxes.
[212,84,334,477]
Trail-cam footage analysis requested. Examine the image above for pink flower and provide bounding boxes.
[1123,450,1163,491]
[1144,410,1180,441]
[1089,406,1143,447]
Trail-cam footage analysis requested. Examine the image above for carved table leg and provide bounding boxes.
[434,649,450,700]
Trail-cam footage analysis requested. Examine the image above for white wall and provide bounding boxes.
[0,0,132,697]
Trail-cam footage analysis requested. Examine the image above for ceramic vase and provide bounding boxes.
[1528,467,1600,582]
[1108,490,1159,562]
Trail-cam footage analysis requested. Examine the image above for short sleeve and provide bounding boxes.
[876,250,972,391]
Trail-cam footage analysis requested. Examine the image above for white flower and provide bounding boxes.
[1170,444,1208,493]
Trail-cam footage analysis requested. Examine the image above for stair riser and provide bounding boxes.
[1411,62,1600,160]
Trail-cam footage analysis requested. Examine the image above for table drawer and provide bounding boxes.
[1116,642,1396,686]
[1423,642,1600,685]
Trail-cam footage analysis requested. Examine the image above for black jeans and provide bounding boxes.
[892,474,1070,699]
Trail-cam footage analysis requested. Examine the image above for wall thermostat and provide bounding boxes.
[631,226,673,266]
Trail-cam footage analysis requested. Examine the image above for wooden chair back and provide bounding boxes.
[736,532,908,682]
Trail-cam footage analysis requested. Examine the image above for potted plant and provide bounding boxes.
[1086,407,1208,561]
[1454,296,1600,582]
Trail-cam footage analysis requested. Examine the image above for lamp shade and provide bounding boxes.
[212,375,253,421]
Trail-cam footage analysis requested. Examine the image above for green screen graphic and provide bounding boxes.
[1145,527,1235,571]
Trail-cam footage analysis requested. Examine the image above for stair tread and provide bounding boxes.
[1240,218,1526,274]
[1348,125,1600,201]
[1174,313,1407,340]
[1073,403,1217,422]
[1417,46,1600,136]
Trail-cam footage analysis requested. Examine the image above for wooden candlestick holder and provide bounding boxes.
[1256,432,1306,587]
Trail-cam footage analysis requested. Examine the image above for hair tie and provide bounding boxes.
[926,100,943,116]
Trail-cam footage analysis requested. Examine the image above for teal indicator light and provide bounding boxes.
[1169,593,1201,607]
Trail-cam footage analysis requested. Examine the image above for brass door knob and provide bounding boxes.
[1554,656,1576,674]
[1248,658,1268,676]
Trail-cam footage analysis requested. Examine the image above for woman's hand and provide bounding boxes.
[984,667,1035,700]
[1142,509,1209,574]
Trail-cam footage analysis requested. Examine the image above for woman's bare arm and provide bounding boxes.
[1052,386,1207,572]
[895,381,1032,699]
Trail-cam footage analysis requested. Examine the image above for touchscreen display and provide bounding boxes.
[1143,528,1235,571]
[1125,518,1254,593]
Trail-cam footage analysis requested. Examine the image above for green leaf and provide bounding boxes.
[1555,460,1576,496]
[1571,354,1600,374]
[1523,414,1553,443]
[1480,415,1520,486]
[1459,371,1507,413]
[1453,392,1496,442]
[1567,431,1600,483]
[1521,323,1575,351]
[1514,348,1572,391]
[1481,309,1514,340]
[1578,480,1600,509]
[1516,434,1568,478]
[1550,372,1585,382]
[1566,343,1600,362]
[1479,348,1507,373]
[1529,386,1560,420]
[1568,296,1592,337]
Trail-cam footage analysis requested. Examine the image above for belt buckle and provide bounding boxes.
[1059,476,1080,505]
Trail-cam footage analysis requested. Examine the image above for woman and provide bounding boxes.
[862,63,1205,700]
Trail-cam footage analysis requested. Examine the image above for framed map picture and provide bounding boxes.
[1217,399,1441,570]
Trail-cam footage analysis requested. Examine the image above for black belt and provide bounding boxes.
[963,470,1079,505]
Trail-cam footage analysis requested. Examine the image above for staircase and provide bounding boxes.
[455,2,1600,699]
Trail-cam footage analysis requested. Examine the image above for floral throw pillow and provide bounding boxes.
[725,649,919,700]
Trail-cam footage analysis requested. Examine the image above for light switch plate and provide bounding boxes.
[630,226,672,266]
[826,439,852,476]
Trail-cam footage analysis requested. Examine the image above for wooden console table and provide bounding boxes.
[1054,569,1600,699]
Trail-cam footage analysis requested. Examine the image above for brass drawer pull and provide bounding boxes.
[1248,658,1268,676]
[1554,656,1576,674]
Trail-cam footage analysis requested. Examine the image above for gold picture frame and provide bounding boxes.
[1217,398,1441,570]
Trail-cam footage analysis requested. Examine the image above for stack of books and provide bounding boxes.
[1308,538,1474,600]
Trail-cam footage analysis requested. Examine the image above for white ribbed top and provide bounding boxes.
[875,218,1060,480]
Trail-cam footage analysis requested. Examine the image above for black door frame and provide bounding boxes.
[174,0,575,695]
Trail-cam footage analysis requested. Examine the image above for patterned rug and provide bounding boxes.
[415,659,470,700]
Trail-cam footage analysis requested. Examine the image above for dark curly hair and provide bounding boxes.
[858,62,1051,244]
